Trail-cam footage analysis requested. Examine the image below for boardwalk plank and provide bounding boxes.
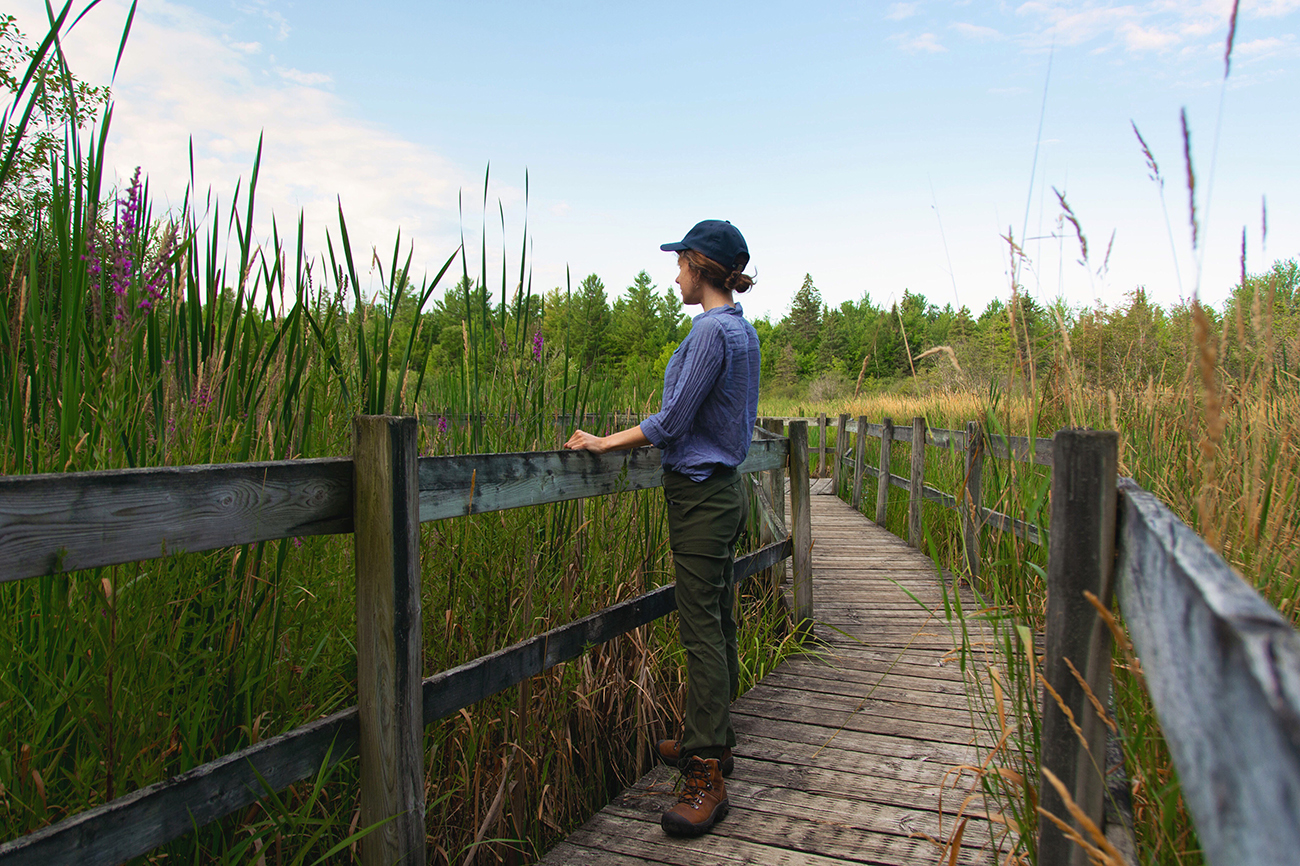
[540,493,1008,865]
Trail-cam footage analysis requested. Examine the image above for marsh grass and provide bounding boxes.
[774,267,1299,864]
[0,22,798,863]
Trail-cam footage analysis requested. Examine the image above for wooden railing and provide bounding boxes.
[797,412,1300,865]
[0,418,813,866]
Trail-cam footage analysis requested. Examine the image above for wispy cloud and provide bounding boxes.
[276,67,332,86]
[886,2,922,21]
[893,31,946,52]
[952,21,1003,40]
[1013,0,1297,56]
[11,0,471,282]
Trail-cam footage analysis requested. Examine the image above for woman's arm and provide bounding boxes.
[563,425,651,454]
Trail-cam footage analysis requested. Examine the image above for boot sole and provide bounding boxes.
[661,799,729,837]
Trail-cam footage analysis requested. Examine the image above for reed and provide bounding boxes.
[0,17,797,864]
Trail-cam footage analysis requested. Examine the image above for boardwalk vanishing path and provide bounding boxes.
[542,487,1002,865]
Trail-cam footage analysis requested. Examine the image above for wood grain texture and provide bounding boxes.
[981,506,1043,546]
[0,540,793,866]
[416,438,787,522]
[1116,477,1300,866]
[851,415,867,511]
[963,421,983,579]
[353,416,425,866]
[421,538,790,724]
[1039,430,1117,866]
[874,417,893,526]
[0,708,358,866]
[0,458,352,583]
[908,417,926,547]
[787,421,813,634]
[539,494,1006,866]
[832,413,849,497]
[986,434,1053,466]
[817,412,828,477]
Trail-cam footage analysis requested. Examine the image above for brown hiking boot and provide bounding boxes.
[654,739,734,776]
[661,756,729,837]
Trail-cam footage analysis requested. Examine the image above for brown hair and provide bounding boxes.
[679,249,755,294]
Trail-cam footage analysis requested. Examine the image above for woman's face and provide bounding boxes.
[676,257,704,307]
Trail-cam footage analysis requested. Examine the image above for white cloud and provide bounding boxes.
[230,40,261,54]
[1234,34,1296,56]
[1011,0,1300,57]
[9,0,473,290]
[952,21,1004,40]
[893,31,947,52]
[886,2,922,21]
[276,67,332,86]
[1117,21,1181,51]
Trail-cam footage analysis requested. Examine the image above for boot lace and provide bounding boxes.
[677,758,714,807]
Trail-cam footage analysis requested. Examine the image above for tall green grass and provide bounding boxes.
[0,17,797,865]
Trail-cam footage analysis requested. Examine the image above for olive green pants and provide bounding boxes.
[663,467,744,760]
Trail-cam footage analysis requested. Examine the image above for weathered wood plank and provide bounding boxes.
[851,415,867,511]
[1116,477,1300,866]
[817,412,828,477]
[788,422,813,634]
[980,506,1043,546]
[416,438,787,522]
[421,539,790,723]
[0,540,792,866]
[0,458,353,583]
[832,413,849,497]
[963,421,982,579]
[0,709,359,866]
[986,434,1053,466]
[874,418,893,525]
[353,416,425,866]
[1039,430,1117,866]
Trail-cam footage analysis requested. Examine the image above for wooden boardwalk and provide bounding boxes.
[542,490,1002,865]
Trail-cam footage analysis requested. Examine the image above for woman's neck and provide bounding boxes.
[700,284,735,311]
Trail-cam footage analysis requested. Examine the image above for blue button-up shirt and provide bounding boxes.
[640,304,761,482]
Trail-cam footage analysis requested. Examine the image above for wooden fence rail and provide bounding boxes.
[807,412,1300,864]
[0,422,807,866]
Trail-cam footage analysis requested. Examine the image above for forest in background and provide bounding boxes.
[399,255,1300,410]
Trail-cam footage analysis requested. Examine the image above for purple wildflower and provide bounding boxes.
[532,330,543,362]
[191,384,215,411]
[437,416,448,434]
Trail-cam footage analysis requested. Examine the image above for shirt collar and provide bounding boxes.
[694,303,743,322]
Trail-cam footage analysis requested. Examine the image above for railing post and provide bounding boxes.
[354,416,425,866]
[851,414,867,512]
[1039,429,1118,866]
[963,421,983,579]
[875,417,893,526]
[767,419,786,531]
[908,416,926,547]
[833,413,849,498]
[788,420,813,636]
[812,412,824,477]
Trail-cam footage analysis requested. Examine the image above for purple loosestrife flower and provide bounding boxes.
[437,416,448,434]
[532,330,543,362]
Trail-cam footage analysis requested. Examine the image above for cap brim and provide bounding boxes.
[660,241,688,252]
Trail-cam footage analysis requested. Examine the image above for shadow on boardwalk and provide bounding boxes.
[542,493,1005,865]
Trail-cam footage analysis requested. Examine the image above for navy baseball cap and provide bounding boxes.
[661,220,750,272]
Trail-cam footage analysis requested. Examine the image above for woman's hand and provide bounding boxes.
[564,425,651,453]
[564,429,608,453]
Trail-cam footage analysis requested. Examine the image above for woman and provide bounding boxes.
[564,219,760,838]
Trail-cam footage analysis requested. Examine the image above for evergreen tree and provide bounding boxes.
[572,273,610,367]
[788,274,823,354]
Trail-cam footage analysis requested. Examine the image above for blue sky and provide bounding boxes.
[13,0,1300,322]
